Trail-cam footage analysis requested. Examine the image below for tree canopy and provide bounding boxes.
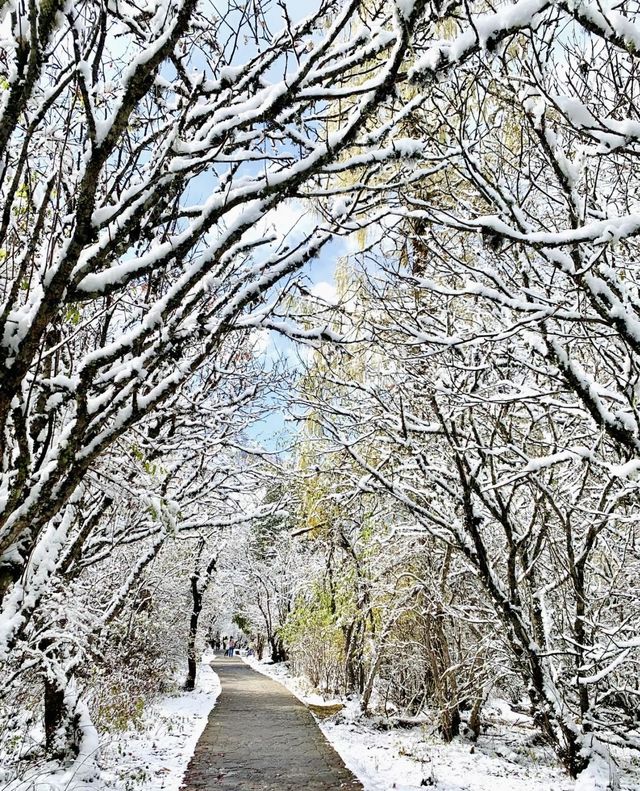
[2,0,640,787]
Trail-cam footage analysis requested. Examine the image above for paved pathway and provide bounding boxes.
[182,656,363,791]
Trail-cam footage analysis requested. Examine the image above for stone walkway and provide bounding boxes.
[182,656,363,791]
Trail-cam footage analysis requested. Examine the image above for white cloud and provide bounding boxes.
[309,280,338,304]
[255,200,317,243]
[250,329,272,355]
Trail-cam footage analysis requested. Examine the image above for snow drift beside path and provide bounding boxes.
[100,650,221,791]
[243,657,637,791]
[2,652,220,791]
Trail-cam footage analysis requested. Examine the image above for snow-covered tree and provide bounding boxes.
[0,0,426,657]
[6,0,640,785]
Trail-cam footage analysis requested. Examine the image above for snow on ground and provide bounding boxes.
[99,651,220,791]
[2,651,220,791]
[322,708,571,791]
[244,657,639,791]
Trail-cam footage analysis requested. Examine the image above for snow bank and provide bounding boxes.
[3,653,220,791]
[99,651,221,791]
[243,658,638,791]
[575,738,619,791]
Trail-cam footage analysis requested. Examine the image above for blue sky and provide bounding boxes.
[244,210,347,454]
[205,0,349,452]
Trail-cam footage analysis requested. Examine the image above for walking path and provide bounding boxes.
[182,656,363,791]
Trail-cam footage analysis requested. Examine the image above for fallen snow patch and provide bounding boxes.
[2,653,220,791]
[100,652,220,791]
[243,657,638,791]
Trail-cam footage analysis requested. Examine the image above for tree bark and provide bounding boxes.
[269,634,287,663]
[185,567,203,691]
[185,545,216,691]
[44,677,69,758]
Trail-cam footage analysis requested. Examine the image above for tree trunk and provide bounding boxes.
[185,570,202,691]
[185,543,217,691]
[361,648,384,713]
[269,635,287,663]
[468,695,484,741]
[439,706,461,742]
[255,633,265,660]
[44,676,67,757]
